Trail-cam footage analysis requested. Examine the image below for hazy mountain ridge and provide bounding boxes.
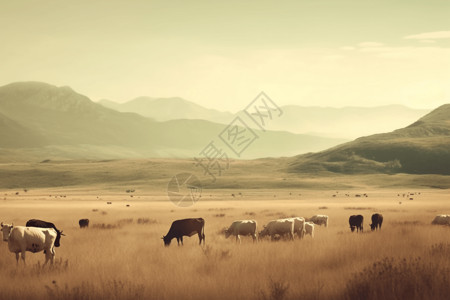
[99,97,429,139]
[288,104,450,175]
[99,96,234,124]
[0,82,345,161]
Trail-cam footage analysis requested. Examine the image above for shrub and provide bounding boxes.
[342,255,450,300]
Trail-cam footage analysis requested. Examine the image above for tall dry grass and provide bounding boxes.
[0,188,449,299]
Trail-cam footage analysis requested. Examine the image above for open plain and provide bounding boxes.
[1,181,449,300]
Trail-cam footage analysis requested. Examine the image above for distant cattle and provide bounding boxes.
[310,215,328,227]
[106,202,112,205]
[225,220,257,243]
[304,222,315,238]
[1,223,57,265]
[431,215,450,226]
[162,218,205,246]
[370,213,383,231]
[79,219,90,228]
[25,219,64,248]
[260,219,295,241]
[349,215,364,232]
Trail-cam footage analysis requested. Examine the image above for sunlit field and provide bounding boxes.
[0,187,449,300]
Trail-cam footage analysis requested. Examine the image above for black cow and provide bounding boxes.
[349,215,364,232]
[162,218,205,246]
[79,219,90,228]
[25,219,65,247]
[370,213,383,231]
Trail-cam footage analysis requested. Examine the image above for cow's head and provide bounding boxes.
[370,223,376,231]
[162,235,171,246]
[259,226,268,238]
[1,222,13,241]
[350,225,356,232]
[224,228,231,239]
[54,229,65,247]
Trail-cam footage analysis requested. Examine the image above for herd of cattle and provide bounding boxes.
[1,213,449,264]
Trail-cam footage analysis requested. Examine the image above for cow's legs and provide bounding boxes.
[252,234,257,243]
[44,248,55,266]
[20,251,26,265]
[198,232,205,245]
[180,236,183,245]
[15,253,19,264]
[176,237,180,246]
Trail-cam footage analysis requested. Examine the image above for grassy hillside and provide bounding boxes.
[0,158,449,190]
[288,104,450,175]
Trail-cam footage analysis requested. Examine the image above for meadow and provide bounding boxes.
[0,187,449,300]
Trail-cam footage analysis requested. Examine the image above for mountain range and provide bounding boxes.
[0,82,345,161]
[99,98,429,139]
[1,81,448,175]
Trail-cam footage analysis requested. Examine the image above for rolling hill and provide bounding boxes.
[0,82,345,161]
[288,104,450,175]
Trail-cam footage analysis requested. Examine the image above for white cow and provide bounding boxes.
[310,215,329,227]
[1,223,57,265]
[280,217,305,239]
[305,222,315,238]
[260,219,295,241]
[431,215,450,226]
[225,220,258,243]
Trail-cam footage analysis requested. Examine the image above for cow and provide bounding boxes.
[1,223,57,265]
[25,219,64,248]
[431,215,450,226]
[304,222,315,238]
[259,219,295,241]
[79,219,89,228]
[280,217,305,239]
[162,218,205,246]
[310,215,329,227]
[349,215,364,232]
[370,213,383,231]
[224,220,257,243]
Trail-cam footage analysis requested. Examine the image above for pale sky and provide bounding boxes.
[1,0,449,112]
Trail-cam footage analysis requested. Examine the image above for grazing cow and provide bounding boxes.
[280,217,305,239]
[1,223,57,265]
[25,219,64,248]
[370,213,383,231]
[162,218,205,246]
[79,219,89,228]
[431,215,450,226]
[259,219,295,241]
[304,222,315,238]
[349,215,364,232]
[310,215,328,227]
[224,220,257,243]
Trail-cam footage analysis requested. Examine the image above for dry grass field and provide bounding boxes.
[0,187,449,300]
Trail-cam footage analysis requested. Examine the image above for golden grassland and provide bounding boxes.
[0,187,449,300]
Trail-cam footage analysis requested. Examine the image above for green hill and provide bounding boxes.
[288,104,450,175]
